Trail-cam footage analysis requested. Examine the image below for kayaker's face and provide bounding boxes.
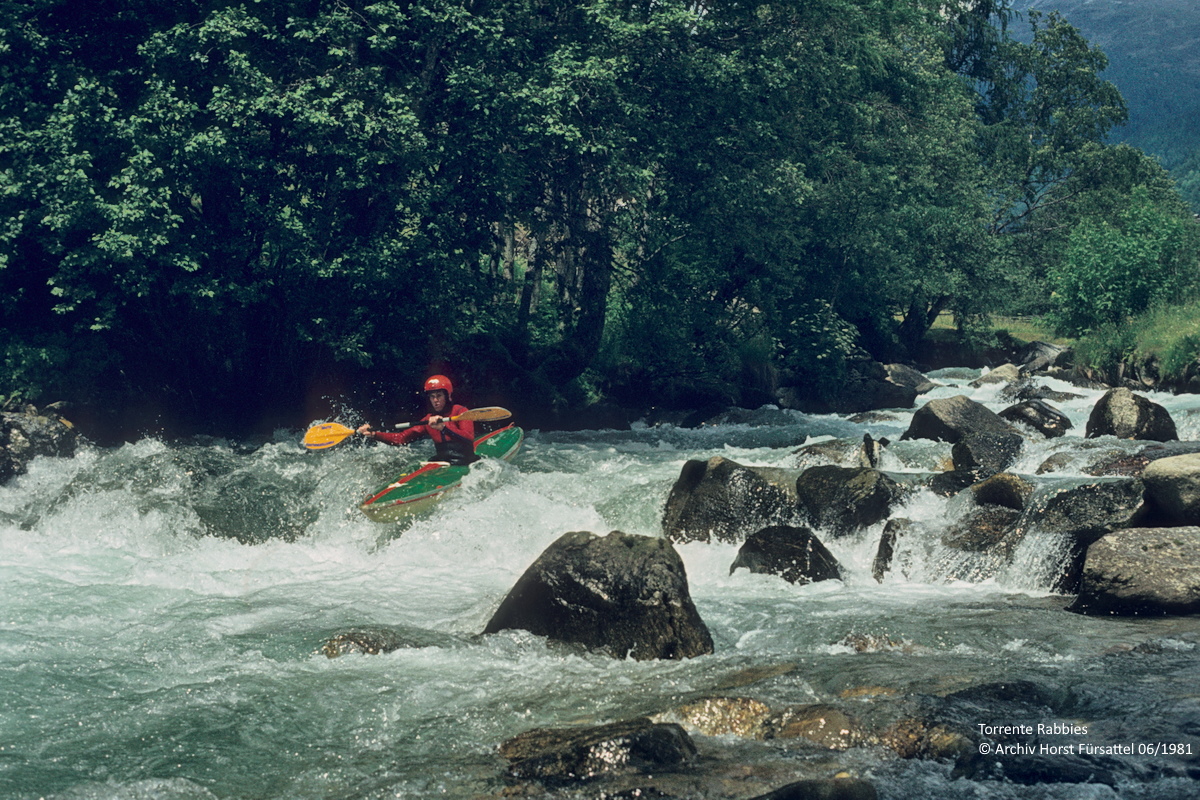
[427,390,448,412]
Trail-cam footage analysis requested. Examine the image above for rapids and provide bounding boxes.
[3,369,1200,798]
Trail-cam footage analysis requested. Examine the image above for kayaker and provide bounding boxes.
[356,375,479,465]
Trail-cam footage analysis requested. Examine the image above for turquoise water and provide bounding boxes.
[3,371,1200,799]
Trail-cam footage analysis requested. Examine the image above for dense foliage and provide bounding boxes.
[2,0,1197,435]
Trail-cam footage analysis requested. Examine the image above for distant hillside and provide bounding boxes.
[1012,0,1200,207]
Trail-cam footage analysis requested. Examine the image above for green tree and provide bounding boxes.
[1048,186,1200,336]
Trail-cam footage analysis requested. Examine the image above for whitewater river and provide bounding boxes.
[3,370,1200,799]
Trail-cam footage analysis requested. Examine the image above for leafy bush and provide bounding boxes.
[1048,187,1200,336]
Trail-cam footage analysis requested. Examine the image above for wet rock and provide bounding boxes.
[1000,379,1083,405]
[941,505,1022,553]
[1086,441,1200,477]
[795,466,900,537]
[928,468,981,496]
[879,718,975,761]
[999,399,1073,439]
[951,431,1024,477]
[499,717,697,784]
[1071,527,1200,616]
[1085,387,1178,442]
[858,433,887,469]
[1016,478,1147,592]
[483,530,714,660]
[872,518,914,582]
[760,704,865,750]
[969,363,1021,387]
[651,696,772,737]
[970,473,1035,511]
[1,406,81,484]
[900,395,1022,445]
[662,456,796,544]
[731,525,843,585]
[746,777,879,800]
[1142,454,1200,525]
[884,363,939,395]
[1019,478,1147,548]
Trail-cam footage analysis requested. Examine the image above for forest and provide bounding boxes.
[2,0,1198,438]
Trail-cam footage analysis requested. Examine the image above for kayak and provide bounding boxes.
[358,424,524,523]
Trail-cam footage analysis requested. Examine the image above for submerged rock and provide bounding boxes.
[730,525,843,585]
[652,696,772,737]
[795,466,900,537]
[662,456,795,544]
[1085,387,1177,442]
[483,530,714,660]
[1072,527,1200,616]
[499,717,697,784]
[746,777,879,800]
[760,704,865,750]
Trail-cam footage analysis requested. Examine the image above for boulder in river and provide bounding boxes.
[483,530,714,660]
[1085,387,1177,442]
[950,431,1024,477]
[998,399,1073,439]
[900,395,1021,444]
[499,717,697,784]
[795,466,901,537]
[1071,527,1200,616]
[1014,478,1148,592]
[1,404,80,484]
[1142,453,1200,525]
[730,525,843,585]
[662,456,795,544]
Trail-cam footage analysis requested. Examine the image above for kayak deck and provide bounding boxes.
[359,424,524,523]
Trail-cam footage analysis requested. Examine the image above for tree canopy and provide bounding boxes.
[2,0,1196,434]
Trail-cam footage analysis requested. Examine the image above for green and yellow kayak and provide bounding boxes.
[359,424,524,523]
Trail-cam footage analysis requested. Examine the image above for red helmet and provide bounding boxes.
[424,374,453,396]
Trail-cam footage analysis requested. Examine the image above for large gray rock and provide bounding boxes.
[1142,453,1200,525]
[730,525,843,585]
[483,530,714,660]
[662,456,795,544]
[900,395,1021,444]
[500,717,697,784]
[1085,388,1177,442]
[795,466,900,537]
[1072,528,1200,615]
[1,406,80,483]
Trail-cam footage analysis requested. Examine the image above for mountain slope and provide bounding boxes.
[1011,0,1200,205]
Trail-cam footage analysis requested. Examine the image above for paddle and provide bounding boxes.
[302,407,512,451]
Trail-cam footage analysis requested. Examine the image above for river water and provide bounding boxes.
[3,370,1200,799]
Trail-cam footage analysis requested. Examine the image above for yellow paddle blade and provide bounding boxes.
[454,406,512,422]
[303,421,356,450]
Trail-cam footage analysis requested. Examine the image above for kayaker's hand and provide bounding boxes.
[357,423,374,437]
[427,416,445,431]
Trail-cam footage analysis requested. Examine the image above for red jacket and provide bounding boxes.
[372,403,476,462]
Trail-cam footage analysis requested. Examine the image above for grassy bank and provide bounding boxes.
[1073,299,1200,383]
